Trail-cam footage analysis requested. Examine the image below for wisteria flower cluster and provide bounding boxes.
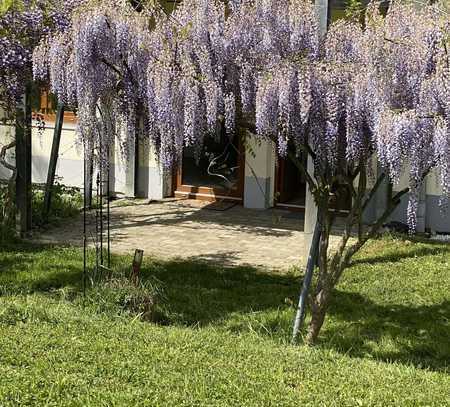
[146,0,228,168]
[33,0,157,165]
[0,0,84,116]
[362,2,449,228]
[32,0,449,229]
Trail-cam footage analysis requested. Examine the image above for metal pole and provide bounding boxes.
[83,143,87,299]
[292,220,321,344]
[86,157,94,209]
[95,171,100,279]
[43,103,64,222]
[107,146,111,270]
[99,144,104,269]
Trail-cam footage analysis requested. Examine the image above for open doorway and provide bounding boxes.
[174,133,244,202]
[275,145,307,210]
[275,143,352,213]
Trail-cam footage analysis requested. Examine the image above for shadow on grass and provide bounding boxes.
[0,243,83,294]
[350,244,449,266]
[1,241,448,373]
[323,290,449,373]
[139,255,298,325]
[140,255,449,373]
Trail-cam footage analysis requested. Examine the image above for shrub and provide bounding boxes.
[0,178,83,240]
[31,179,83,227]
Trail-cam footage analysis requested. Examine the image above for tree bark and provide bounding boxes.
[304,185,410,345]
[15,87,32,237]
[306,288,330,345]
[0,140,17,239]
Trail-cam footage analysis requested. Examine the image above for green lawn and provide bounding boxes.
[0,237,449,406]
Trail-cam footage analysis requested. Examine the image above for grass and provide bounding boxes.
[0,236,449,405]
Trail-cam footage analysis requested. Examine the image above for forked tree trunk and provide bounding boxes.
[303,183,408,344]
[306,286,331,344]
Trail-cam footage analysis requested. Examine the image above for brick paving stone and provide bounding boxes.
[34,198,343,271]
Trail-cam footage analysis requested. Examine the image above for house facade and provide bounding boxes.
[1,0,448,234]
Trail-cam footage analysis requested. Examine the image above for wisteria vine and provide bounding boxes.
[31,0,450,229]
[0,0,85,117]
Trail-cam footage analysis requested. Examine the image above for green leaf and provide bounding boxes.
[0,0,25,15]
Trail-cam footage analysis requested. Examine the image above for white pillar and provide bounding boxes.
[304,157,318,250]
[110,132,134,198]
[124,141,136,198]
[416,185,426,233]
[303,0,328,254]
[147,145,171,201]
[315,0,328,34]
[243,135,276,209]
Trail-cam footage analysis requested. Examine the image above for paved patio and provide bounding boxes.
[35,199,342,270]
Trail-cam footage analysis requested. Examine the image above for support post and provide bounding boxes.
[83,141,87,299]
[291,0,328,341]
[131,249,144,286]
[292,220,321,343]
[15,86,32,237]
[42,103,64,222]
[304,156,318,255]
[125,136,138,198]
[303,0,328,253]
[84,148,94,209]
[107,146,111,269]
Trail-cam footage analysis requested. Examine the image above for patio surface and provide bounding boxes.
[34,198,342,270]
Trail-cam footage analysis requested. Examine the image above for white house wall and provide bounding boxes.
[31,122,84,187]
[136,140,171,201]
[243,136,276,209]
[389,169,450,233]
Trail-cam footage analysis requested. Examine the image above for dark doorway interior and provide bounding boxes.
[175,132,244,200]
[276,144,307,209]
[276,143,352,212]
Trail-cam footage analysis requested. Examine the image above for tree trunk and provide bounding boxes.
[15,87,32,237]
[0,140,17,240]
[306,287,331,345]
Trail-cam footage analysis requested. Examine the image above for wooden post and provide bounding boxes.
[131,249,144,286]
[15,86,32,237]
[42,103,64,222]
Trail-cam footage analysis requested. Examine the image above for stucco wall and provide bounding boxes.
[31,121,84,187]
[244,136,276,209]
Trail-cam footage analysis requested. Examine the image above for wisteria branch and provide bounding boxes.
[0,141,16,174]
